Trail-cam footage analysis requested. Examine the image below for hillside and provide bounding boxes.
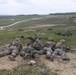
[0,14,76,75]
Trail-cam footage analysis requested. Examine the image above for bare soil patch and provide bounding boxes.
[29,24,66,28]
[29,24,59,28]
[0,52,76,75]
[40,52,76,75]
[0,56,25,70]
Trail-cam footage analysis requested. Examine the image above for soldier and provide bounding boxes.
[20,46,34,58]
[20,46,40,60]
[29,49,40,61]
[0,38,22,61]
[55,39,66,51]
[40,37,55,54]
[52,39,70,61]
[20,35,42,60]
[52,49,70,61]
[47,37,56,51]
[21,35,35,46]
[21,35,43,50]
[39,37,55,61]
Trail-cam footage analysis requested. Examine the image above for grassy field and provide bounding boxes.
[0,15,76,47]
[0,14,76,75]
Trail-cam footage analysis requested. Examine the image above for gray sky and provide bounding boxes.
[0,0,76,15]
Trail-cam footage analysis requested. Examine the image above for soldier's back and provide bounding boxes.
[55,42,62,49]
[32,39,42,50]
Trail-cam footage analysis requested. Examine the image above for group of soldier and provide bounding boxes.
[0,35,70,61]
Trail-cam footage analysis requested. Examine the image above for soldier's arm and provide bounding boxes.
[21,35,27,39]
[19,44,23,51]
[21,35,35,42]
[20,44,23,50]
[8,42,12,47]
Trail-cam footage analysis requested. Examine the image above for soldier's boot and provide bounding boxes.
[52,50,59,59]
[46,55,54,61]
[50,56,54,61]
[46,54,49,58]
[8,55,16,61]
[61,53,70,61]
[8,52,17,61]
[20,51,25,57]
[0,50,11,57]
[46,50,54,61]
[39,50,45,55]
[0,53,4,57]
[62,58,70,61]
[23,53,30,60]
[34,53,40,61]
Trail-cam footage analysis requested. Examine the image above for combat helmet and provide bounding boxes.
[60,39,65,44]
[48,37,54,41]
[15,38,20,43]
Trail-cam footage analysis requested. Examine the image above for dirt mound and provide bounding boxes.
[40,52,76,75]
[0,52,76,75]
[0,56,25,70]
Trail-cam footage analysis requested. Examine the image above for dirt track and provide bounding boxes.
[29,24,59,28]
[29,24,66,29]
[0,17,43,29]
[0,17,66,30]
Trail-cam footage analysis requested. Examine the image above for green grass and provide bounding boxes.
[0,19,18,26]
[0,30,38,45]
[4,15,76,32]
[0,15,43,27]
[0,63,57,75]
[0,26,76,46]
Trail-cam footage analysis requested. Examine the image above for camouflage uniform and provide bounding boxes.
[32,38,43,50]
[40,37,55,61]
[28,35,41,59]
[47,37,56,51]
[20,46,40,60]
[29,49,40,60]
[52,39,70,61]
[20,46,34,58]
[0,38,22,61]
[20,35,42,60]
[21,35,43,50]
[42,46,53,61]
[55,39,66,50]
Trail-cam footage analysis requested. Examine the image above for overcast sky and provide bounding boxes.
[0,0,76,15]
